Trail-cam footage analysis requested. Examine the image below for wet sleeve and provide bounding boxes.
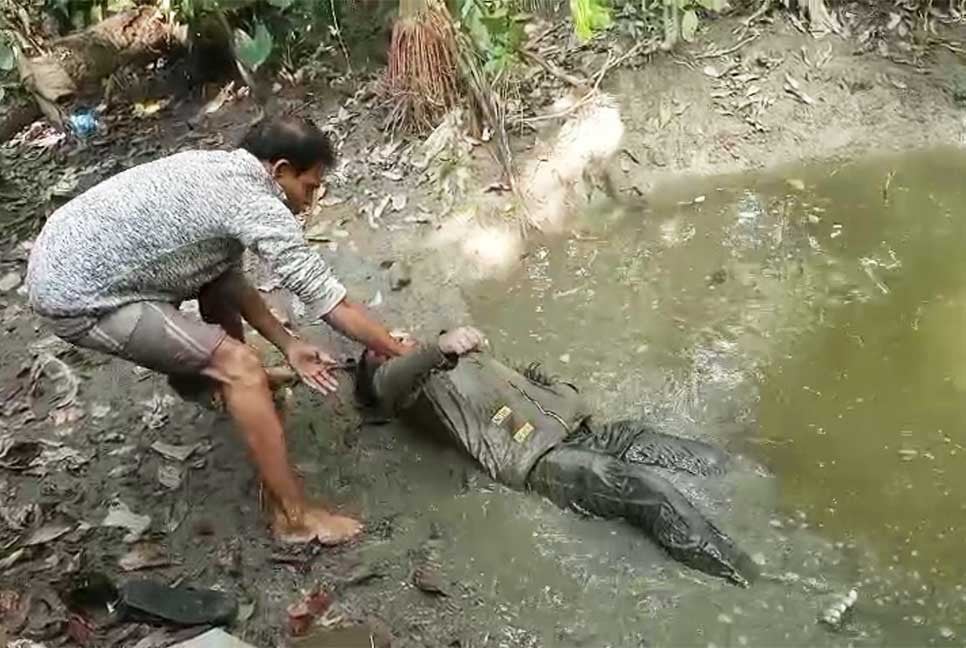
[229,195,347,317]
[373,345,457,412]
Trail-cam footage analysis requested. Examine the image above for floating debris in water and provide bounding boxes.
[820,588,858,628]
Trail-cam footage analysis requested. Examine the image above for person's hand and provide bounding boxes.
[285,340,339,394]
[438,326,487,357]
[272,503,362,546]
[389,329,418,356]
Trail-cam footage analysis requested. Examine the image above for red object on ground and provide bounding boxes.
[66,613,96,645]
[286,588,333,637]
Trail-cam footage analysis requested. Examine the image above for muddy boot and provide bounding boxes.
[120,580,238,626]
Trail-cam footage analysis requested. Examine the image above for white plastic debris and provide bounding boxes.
[820,588,858,628]
[170,629,257,648]
[0,271,22,293]
[102,500,151,543]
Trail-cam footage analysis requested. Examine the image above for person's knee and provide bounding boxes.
[208,340,267,389]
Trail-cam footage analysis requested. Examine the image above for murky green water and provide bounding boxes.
[456,149,966,645]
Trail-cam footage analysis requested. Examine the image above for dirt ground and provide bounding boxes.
[2,8,966,647]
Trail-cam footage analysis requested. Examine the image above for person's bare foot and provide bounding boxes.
[272,504,362,545]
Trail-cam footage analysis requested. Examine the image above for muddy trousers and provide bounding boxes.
[567,418,730,477]
[526,445,756,586]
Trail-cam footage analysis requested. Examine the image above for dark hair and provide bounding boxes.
[239,115,336,172]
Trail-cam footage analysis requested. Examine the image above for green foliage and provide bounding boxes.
[234,20,273,70]
[46,0,133,30]
[167,0,331,74]
[663,0,727,45]
[571,0,611,42]
[459,0,526,74]
[612,0,726,46]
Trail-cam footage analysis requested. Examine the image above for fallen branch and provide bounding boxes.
[520,48,586,87]
[523,38,660,126]
[740,0,774,28]
[456,33,515,188]
[694,32,760,60]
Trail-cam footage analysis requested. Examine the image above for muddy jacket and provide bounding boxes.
[368,347,591,488]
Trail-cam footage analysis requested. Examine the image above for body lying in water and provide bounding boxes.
[356,327,759,586]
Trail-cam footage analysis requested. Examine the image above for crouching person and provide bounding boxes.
[26,116,412,544]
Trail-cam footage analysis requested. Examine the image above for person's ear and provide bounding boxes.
[270,159,295,179]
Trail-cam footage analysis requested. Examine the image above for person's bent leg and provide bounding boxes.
[201,337,360,544]
[70,300,360,545]
[173,271,296,403]
[571,418,730,477]
[527,446,756,585]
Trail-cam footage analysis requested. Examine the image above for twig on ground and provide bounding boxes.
[520,48,587,87]
[739,0,773,30]
[522,38,660,126]
[694,32,760,60]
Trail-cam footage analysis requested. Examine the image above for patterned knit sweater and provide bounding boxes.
[27,149,346,333]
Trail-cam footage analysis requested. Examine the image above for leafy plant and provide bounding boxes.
[459,0,526,74]
[662,0,727,46]
[571,0,611,41]
[234,20,273,70]
[45,0,133,31]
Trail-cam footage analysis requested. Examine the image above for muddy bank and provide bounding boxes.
[1,9,966,647]
[615,19,966,193]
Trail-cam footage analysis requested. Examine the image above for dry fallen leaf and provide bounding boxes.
[157,464,183,490]
[119,543,175,572]
[150,441,199,463]
[23,522,74,547]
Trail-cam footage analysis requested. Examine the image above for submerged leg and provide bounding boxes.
[528,446,757,586]
[571,419,730,477]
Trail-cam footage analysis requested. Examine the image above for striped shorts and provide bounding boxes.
[43,302,227,376]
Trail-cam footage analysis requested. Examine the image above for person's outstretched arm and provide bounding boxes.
[369,327,486,412]
[230,194,408,358]
[324,298,409,357]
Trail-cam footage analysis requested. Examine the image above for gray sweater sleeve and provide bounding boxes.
[229,194,347,317]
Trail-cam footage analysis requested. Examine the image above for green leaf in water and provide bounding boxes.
[234,22,273,71]
[681,8,699,42]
